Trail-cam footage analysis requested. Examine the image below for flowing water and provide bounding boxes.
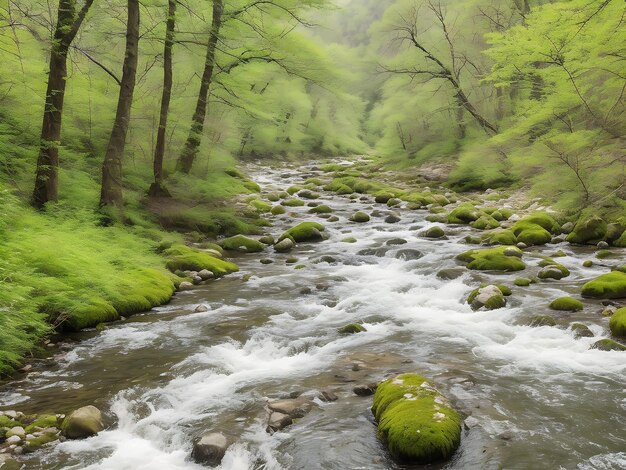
[2,162,625,470]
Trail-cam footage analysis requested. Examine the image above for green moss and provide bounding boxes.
[591,339,626,351]
[566,215,607,245]
[571,323,594,339]
[338,323,366,334]
[372,374,461,464]
[609,307,626,337]
[164,245,238,276]
[497,285,512,296]
[456,246,525,272]
[538,263,570,280]
[23,432,60,452]
[271,205,286,215]
[470,215,500,230]
[249,199,272,213]
[24,415,59,433]
[282,198,305,207]
[511,222,552,246]
[581,272,626,299]
[614,229,626,247]
[583,260,593,267]
[596,249,612,259]
[514,278,532,287]
[287,185,302,195]
[447,203,482,224]
[309,205,333,214]
[519,213,560,233]
[422,226,445,239]
[0,415,20,428]
[342,237,357,243]
[350,211,370,223]
[279,222,326,243]
[219,235,266,253]
[549,297,584,312]
[484,229,517,246]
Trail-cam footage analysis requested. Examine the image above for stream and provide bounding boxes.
[1,161,625,470]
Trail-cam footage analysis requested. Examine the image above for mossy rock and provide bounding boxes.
[282,198,305,207]
[470,215,500,230]
[279,222,326,243]
[422,226,445,239]
[338,323,366,334]
[582,260,593,268]
[219,235,265,253]
[342,237,357,243]
[549,297,583,312]
[287,185,302,195]
[0,415,20,429]
[298,190,320,199]
[350,211,370,223]
[571,323,594,339]
[511,222,551,246]
[606,219,626,243]
[520,213,560,233]
[271,205,287,215]
[243,181,261,193]
[447,203,482,224]
[484,229,517,246]
[309,205,332,214]
[514,278,531,287]
[266,193,281,202]
[590,339,626,351]
[165,245,239,277]
[497,285,512,296]
[581,271,626,299]
[526,315,557,327]
[374,192,394,204]
[372,374,461,464]
[259,235,275,245]
[538,264,570,280]
[456,246,525,272]
[609,307,626,337]
[23,432,59,453]
[613,228,626,247]
[249,199,272,213]
[552,250,567,258]
[595,249,612,259]
[566,215,607,245]
[24,414,59,433]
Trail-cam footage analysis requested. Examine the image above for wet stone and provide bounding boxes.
[268,398,314,418]
[191,433,229,467]
[266,412,293,434]
[353,383,377,396]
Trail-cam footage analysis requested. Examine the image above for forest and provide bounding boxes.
[0,0,625,469]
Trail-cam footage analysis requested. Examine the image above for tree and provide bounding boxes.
[99,0,140,207]
[32,0,95,208]
[148,0,176,197]
[175,0,223,174]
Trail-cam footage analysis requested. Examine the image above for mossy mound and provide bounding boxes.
[219,235,266,253]
[164,245,239,276]
[514,278,532,287]
[282,198,305,207]
[566,215,607,245]
[342,237,357,243]
[591,339,626,351]
[456,246,525,272]
[609,307,626,337]
[372,374,461,464]
[279,222,326,243]
[538,263,570,280]
[484,229,517,246]
[614,229,626,247]
[287,185,302,195]
[249,199,272,213]
[470,215,500,230]
[271,205,286,215]
[309,205,333,214]
[520,213,560,233]
[511,221,551,246]
[571,323,594,339]
[422,226,445,239]
[350,211,370,223]
[447,203,482,224]
[24,414,60,433]
[581,272,626,299]
[549,297,583,312]
[338,323,366,334]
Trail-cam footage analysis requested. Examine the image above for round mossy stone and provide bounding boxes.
[371,374,461,464]
[350,211,370,223]
[219,235,266,253]
[581,271,626,299]
[566,215,607,245]
[549,297,584,312]
[279,222,326,243]
[609,307,626,337]
[422,226,445,239]
[271,205,286,215]
[456,246,525,272]
[338,323,366,334]
[309,204,332,214]
[514,278,531,287]
[571,323,594,339]
[583,260,593,268]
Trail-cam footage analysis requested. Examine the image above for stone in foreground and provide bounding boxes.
[191,432,229,466]
[372,374,461,464]
[61,406,104,439]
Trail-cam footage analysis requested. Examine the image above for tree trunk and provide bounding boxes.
[455,95,466,139]
[32,0,94,208]
[176,0,223,174]
[148,0,176,197]
[100,0,140,207]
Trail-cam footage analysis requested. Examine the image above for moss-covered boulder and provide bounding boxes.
[526,315,557,327]
[590,339,626,351]
[538,264,570,280]
[571,323,594,339]
[371,374,461,464]
[338,323,366,334]
[219,235,265,253]
[271,205,286,215]
[468,285,506,310]
[549,297,583,312]
[23,432,60,453]
[279,222,325,243]
[456,246,525,272]
[298,190,320,199]
[422,226,445,239]
[282,198,305,207]
[350,211,370,223]
[470,215,500,230]
[514,278,532,287]
[581,271,626,299]
[61,406,104,439]
[249,199,272,213]
[609,308,626,337]
[566,215,607,245]
[484,229,517,246]
[165,245,239,276]
[309,205,332,214]
[447,203,482,224]
[511,221,551,246]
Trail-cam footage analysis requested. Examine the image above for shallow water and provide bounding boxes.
[2,162,625,470]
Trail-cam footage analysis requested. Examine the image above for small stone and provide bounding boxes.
[5,436,21,445]
[198,269,214,281]
[385,213,401,224]
[191,433,229,466]
[385,238,407,246]
[268,398,314,418]
[498,430,515,440]
[463,416,480,430]
[353,384,377,396]
[601,306,616,317]
[504,247,523,258]
[194,305,209,313]
[178,281,194,291]
[266,412,293,434]
[597,241,609,249]
[274,238,295,253]
[260,258,273,265]
[6,427,25,439]
[516,242,527,249]
[319,390,338,402]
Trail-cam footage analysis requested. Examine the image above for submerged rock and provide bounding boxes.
[385,213,401,224]
[590,339,626,351]
[61,406,103,439]
[191,432,229,466]
[525,315,557,327]
[421,226,445,239]
[338,323,366,334]
[371,374,461,464]
[395,249,423,261]
[571,323,594,339]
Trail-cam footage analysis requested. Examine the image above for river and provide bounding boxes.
[1,161,625,470]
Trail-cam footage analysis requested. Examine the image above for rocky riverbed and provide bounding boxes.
[1,159,625,469]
